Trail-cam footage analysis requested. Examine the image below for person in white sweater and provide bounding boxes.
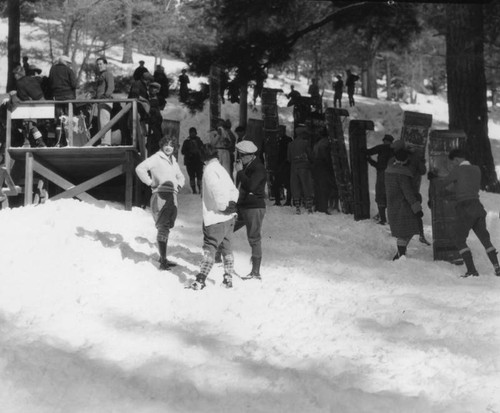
[190,143,239,290]
[136,137,185,270]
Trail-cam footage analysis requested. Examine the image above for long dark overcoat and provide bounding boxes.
[385,162,421,239]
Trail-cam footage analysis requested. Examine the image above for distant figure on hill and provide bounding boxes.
[22,56,31,76]
[153,65,170,100]
[133,60,149,81]
[346,69,360,107]
[286,85,301,107]
[333,75,343,108]
[178,69,190,103]
[308,78,321,111]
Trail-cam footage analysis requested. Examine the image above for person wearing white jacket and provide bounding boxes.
[190,143,239,290]
[136,137,185,270]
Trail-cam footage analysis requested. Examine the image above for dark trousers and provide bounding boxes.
[235,208,266,258]
[454,199,493,252]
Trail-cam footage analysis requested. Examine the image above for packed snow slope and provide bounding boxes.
[1,15,500,413]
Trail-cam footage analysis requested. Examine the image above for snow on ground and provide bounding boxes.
[1,17,500,413]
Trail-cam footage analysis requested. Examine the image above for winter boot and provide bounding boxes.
[305,197,314,214]
[293,198,301,215]
[242,257,262,280]
[158,240,170,270]
[486,248,500,276]
[222,273,233,288]
[392,245,407,261]
[378,206,387,225]
[189,273,207,290]
[460,250,479,277]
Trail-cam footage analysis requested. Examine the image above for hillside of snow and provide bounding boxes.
[1,16,500,413]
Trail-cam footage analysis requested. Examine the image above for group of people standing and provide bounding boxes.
[137,121,268,289]
[367,135,500,278]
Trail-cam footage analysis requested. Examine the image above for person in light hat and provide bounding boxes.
[366,134,394,224]
[233,139,267,279]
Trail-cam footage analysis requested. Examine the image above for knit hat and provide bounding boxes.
[382,134,394,143]
[236,140,257,154]
[391,139,405,151]
[149,82,161,90]
[157,181,175,193]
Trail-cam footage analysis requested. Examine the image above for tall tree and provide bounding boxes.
[446,4,499,190]
[7,0,20,92]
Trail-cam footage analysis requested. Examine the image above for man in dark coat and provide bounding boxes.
[385,149,423,260]
[49,55,77,100]
[147,82,165,156]
[181,127,204,194]
[272,127,293,206]
[367,134,394,224]
[288,126,314,214]
[153,65,170,100]
[178,69,190,103]
[234,140,267,279]
[333,75,343,108]
[436,149,500,277]
[312,132,338,214]
[346,69,360,107]
[133,60,149,81]
[286,85,301,107]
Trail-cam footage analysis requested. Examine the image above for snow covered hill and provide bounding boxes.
[1,16,500,413]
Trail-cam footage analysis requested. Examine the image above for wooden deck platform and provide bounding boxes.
[1,99,145,210]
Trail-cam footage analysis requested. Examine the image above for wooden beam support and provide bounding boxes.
[85,103,131,147]
[32,158,97,203]
[124,152,134,210]
[24,152,34,206]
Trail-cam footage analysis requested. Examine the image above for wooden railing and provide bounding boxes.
[5,98,145,169]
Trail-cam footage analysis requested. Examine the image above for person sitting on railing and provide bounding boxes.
[12,65,46,147]
[93,57,114,146]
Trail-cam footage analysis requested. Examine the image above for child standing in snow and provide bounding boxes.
[136,137,185,271]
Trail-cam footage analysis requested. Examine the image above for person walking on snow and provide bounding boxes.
[190,144,240,290]
[135,137,185,271]
[385,149,423,260]
[430,148,500,277]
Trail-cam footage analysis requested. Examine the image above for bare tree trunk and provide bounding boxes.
[446,4,499,191]
[365,57,378,99]
[7,0,20,93]
[385,58,391,101]
[122,0,133,64]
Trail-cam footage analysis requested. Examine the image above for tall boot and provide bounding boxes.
[190,178,196,194]
[460,250,478,277]
[392,245,407,261]
[378,206,387,224]
[243,257,262,280]
[486,248,500,276]
[293,198,301,215]
[158,240,168,270]
[305,197,314,214]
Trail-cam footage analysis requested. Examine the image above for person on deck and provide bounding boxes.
[94,57,115,146]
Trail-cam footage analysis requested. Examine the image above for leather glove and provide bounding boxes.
[415,210,424,218]
[222,201,237,215]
